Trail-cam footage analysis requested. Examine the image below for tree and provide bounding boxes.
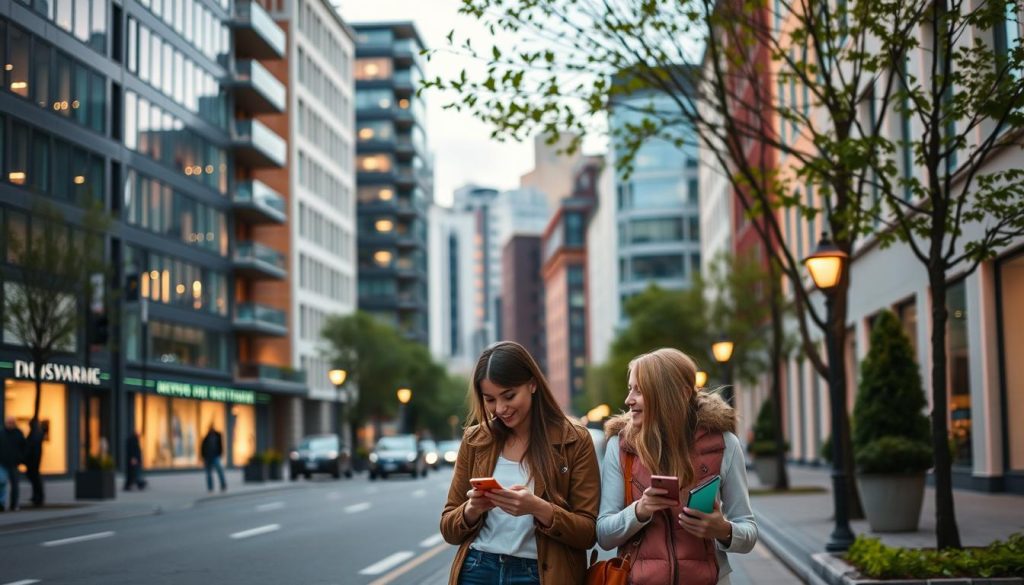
[3,201,109,424]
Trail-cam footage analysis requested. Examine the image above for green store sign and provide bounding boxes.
[125,377,256,404]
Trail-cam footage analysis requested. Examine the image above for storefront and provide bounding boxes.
[126,376,265,470]
[1,357,112,476]
[997,248,1024,493]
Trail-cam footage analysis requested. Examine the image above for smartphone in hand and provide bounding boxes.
[650,475,680,505]
[469,477,503,492]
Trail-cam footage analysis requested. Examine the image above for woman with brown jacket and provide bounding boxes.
[440,341,601,585]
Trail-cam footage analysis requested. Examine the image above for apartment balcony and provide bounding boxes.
[234,242,286,280]
[231,60,286,114]
[233,119,286,168]
[235,363,307,394]
[233,303,287,336]
[393,69,415,94]
[233,180,286,224]
[232,1,286,60]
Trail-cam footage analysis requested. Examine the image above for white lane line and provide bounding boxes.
[42,531,115,547]
[229,524,281,540]
[344,502,371,514]
[419,534,444,548]
[3,580,42,585]
[411,489,427,498]
[255,502,285,512]
[358,551,415,575]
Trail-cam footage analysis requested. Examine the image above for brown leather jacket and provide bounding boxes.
[440,418,601,585]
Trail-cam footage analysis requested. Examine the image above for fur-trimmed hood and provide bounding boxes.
[603,390,736,439]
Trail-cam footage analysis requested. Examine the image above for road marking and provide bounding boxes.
[344,502,371,514]
[358,551,416,576]
[419,534,444,547]
[411,489,427,498]
[255,502,284,512]
[367,543,450,585]
[3,580,42,585]
[42,531,114,547]
[229,524,281,540]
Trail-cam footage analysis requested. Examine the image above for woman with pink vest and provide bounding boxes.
[596,348,757,584]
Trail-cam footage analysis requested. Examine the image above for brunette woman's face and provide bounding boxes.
[480,378,534,434]
[626,369,645,427]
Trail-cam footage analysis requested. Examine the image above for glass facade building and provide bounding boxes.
[353,22,431,343]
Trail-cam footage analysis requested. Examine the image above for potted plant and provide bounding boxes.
[853,310,933,532]
[264,449,283,480]
[243,452,267,483]
[75,454,116,500]
[749,398,788,488]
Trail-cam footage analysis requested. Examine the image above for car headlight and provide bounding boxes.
[444,452,457,463]
[326,450,338,459]
[425,453,438,465]
[369,453,378,462]
[406,453,417,462]
[289,451,299,460]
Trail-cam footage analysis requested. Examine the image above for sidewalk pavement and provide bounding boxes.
[751,465,1024,584]
[0,469,306,534]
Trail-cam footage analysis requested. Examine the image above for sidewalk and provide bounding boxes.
[751,465,1024,584]
[0,469,306,534]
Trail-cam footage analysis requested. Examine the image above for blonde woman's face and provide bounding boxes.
[626,369,645,427]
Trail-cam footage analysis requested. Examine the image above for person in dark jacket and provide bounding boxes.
[25,419,44,507]
[2,416,26,511]
[201,424,226,493]
[124,432,147,491]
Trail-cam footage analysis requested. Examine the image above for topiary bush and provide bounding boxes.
[853,311,932,474]
[750,397,788,456]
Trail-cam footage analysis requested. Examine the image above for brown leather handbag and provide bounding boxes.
[585,451,640,585]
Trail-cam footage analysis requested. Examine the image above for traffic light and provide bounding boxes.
[125,273,139,302]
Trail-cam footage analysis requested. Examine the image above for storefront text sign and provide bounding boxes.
[155,380,255,404]
[14,360,102,386]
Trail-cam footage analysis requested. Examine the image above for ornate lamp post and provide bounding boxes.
[396,388,412,433]
[328,368,349,449]
[804,233,854,552]
[711,337,735,405]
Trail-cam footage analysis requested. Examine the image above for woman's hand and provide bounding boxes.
[485,485,546,517]
[678,499,732,543]
[635,487,678,522]
[463,487,496,525]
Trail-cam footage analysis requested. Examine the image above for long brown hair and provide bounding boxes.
[469,341,568,502]
[625,348,700,487]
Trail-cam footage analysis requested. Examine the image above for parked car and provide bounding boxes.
[420,439,440,470]
[368,434,427,480]
[289,434,352,480]
[438,440,461,466]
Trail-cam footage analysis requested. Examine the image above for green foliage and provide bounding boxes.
[750,398,788,456]
[846,533,1024,579]
[853,311,932,474]
[86,454,115,471]
[262,449,283,464]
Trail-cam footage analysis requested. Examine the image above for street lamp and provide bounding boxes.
[396,388,412,434]
[328,368,347,387]
[328,369,349,450]
[695,370,708,389]
[397,388,412,404]
[711,336,735,406]
[804,233,855,552]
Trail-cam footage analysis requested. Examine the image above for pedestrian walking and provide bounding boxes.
[124,431,147,491]
[596,348,757,585]
[0,428,9,511]
[201,424,227,493]
[440,341,601,585]
[1,416,26,511]
[26,419,45,507]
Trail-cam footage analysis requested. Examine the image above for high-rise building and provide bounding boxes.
[453,184,501,355]
[427,202,476,374]
[501,234,545,372]
[352,22,431,344]
[520,133,583,210]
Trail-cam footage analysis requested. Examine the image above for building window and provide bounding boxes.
[628,218,683,244]
[357,154,393,173]
[3,381,67,473]
[946,279,972,467]
[631,254,684,280]
[998,251,1024,472]
[355,57,392,80]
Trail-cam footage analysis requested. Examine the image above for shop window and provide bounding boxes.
[999,252,1024,471]
[231,404,256,467]
[946,279,972,466]
[3,380,68,474]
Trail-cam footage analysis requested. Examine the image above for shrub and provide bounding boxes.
[248,452,267,465]
[846,533,1024,579]
[749,398,788,456]
[86,454,115,471]
[853,311,932,474]
[263,449,283,464]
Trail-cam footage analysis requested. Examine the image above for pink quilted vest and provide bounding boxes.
[620,429,725,585]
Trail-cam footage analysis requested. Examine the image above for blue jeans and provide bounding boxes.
[0,465,8,508]
[458,549,540,585]
[204,457,226,491]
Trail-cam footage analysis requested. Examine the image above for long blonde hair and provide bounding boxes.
[625,348,700,487]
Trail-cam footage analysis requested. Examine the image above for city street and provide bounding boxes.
[0,468,797,585]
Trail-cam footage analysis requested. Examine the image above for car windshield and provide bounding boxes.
[420,440,437,450]
[438,441,460,452]
[377,436,416,451]
[299,437,337,451]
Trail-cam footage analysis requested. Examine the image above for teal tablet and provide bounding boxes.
[686,474,721,514]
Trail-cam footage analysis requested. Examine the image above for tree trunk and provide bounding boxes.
[928,269,962,549]
[768,261,789,490]
[32,354,44,424]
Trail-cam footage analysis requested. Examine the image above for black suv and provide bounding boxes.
[368,434,427,480]
[289,434,353,480]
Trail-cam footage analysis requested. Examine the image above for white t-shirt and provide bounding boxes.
[469,455,538,559]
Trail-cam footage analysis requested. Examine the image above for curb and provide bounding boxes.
[809,552,1024,585]
[190,480,311,507]
[754,505,832,585]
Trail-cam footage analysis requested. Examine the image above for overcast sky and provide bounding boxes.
[333,0,536,207]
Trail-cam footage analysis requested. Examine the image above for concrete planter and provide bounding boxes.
[856,473,925,532]
[243,462,267,483]
[754,456,780,488]
[75,470,116,500]
[812,552,1024,585]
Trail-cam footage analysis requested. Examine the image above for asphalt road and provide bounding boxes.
[0,467,798,585]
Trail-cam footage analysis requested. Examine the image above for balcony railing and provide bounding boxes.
[232,60,286,113]
[232,1,286,59]
[234,303,287,336]
[234,241,286,279]
[237,363,306,385]
[233,119,286,168]
[233,180,286,224]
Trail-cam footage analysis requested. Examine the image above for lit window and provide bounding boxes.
[375,219,394,232]
[373,250,393,266]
